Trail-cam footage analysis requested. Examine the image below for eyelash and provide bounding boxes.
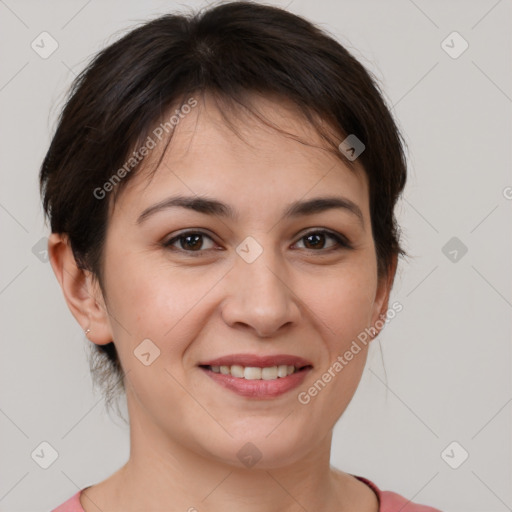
[162,229,352,256]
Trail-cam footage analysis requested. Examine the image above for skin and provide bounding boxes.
[49,93,397,512]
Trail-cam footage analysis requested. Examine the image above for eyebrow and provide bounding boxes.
[136,194,364,228]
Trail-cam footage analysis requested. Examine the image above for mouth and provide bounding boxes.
[198,363,312,380]
[197,354,313,399]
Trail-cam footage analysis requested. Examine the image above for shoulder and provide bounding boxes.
[354,475,444,512]
[51,490,84,512]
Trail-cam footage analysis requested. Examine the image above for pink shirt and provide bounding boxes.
[51,475,442,511]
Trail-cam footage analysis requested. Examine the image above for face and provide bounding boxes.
[77,94,393,468]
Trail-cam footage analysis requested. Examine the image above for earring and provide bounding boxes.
[85,328,91,336]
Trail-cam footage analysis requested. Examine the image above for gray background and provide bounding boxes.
[1,0,511,511]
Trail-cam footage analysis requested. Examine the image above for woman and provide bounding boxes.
[42,2,442,510]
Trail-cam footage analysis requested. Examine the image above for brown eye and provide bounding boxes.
[294,230,351,251]
[164,231,216,252]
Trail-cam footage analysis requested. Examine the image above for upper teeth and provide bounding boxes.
[210,364,297,380]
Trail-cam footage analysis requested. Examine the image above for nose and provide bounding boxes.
[220,244,301,338]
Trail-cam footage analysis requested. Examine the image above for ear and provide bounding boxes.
[48,233,113,345]
[369,253,398,340]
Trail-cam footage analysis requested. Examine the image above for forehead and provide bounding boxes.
[115,93,370,220]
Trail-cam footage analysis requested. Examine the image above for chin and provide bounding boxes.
[201,428,314,470]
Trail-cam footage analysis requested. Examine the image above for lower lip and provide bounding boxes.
[199,366,311,399]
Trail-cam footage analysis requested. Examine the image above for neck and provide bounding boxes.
[82,395,369,512]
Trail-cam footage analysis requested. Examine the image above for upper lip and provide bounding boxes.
[199,354,313,368]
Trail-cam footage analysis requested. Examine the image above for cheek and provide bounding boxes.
[102,252,229,355]
[296,273,374,422]
[297,263,376,346]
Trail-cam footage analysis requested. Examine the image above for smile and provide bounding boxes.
[199,364,312,399]
[203,364,304,380]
